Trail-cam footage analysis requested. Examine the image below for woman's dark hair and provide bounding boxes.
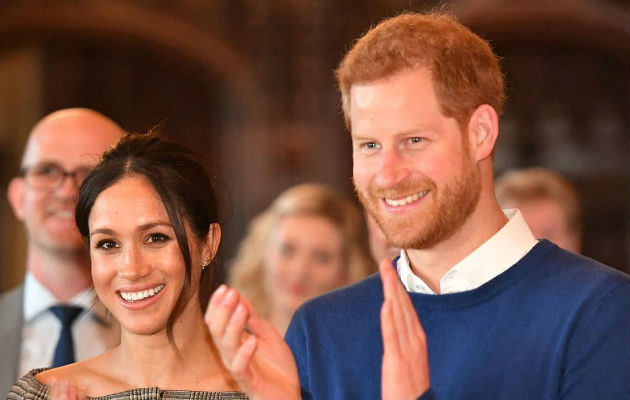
[75,132,219,347]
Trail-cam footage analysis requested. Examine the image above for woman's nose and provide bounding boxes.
[289,255,311,281]
[117,246,150,280]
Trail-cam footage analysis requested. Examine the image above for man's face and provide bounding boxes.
[9,111,122,255]
[350,68,481,250]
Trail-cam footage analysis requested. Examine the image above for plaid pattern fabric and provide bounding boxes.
[8,369,248,400]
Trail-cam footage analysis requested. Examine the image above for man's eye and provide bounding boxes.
[147,233,169,243]
[33,164,61,177]
[409,137,423,144]
[361,142,380,151]
[95,240,118,250]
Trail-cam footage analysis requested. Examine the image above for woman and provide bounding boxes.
[229,183,376,334]
[9,133,247,399]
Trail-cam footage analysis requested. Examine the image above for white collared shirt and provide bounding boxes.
[396,209,538,295]
[19,272,119,375]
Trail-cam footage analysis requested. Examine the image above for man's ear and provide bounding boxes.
[467,104,499,161]
[202,223,222,264]
[7,177,26,221]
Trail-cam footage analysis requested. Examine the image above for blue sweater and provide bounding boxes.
[285,240,630,400]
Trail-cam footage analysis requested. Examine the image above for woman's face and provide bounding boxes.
[88,176,207,336]
[263,214,346,315]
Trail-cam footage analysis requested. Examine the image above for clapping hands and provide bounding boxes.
[205,285,300,400]
[379,259,431,400]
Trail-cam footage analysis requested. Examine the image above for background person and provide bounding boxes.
[228,183,376,334]
[1,108,123,395]
[495,167,582,253]
[9,133,246,399]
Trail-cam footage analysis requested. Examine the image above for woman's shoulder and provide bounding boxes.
[34,358,98,388]
[9,356,112,398]
[8,368,49,399]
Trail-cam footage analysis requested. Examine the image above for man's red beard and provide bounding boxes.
[355,157,481,250]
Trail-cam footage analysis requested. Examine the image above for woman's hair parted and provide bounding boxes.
[75,132,220,347]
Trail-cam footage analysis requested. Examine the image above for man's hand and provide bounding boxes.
[380,259,430,400]
[206,285,301,400]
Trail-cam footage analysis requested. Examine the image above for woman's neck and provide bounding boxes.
[106,301,238,392]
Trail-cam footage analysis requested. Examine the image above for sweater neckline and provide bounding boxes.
[404,240,555,309]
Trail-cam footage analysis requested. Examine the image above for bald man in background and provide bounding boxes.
[0,108,124,394]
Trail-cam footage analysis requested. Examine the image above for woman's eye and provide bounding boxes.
[279,243,295,257]
[95,240,118,250]
[313,252,332,265]
[147,233,169,243]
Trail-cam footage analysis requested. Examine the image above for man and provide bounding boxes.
[207,12,630,400]
[0,108,124,394]
[495,167,582,253]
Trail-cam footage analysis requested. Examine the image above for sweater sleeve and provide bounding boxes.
[560,278,630,399]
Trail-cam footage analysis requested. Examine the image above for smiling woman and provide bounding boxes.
[228,183,376,335]
[7,133,247,399]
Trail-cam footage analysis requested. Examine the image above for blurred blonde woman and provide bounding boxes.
[229,183,376,334]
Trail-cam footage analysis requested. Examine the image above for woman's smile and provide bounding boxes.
[117,283,167,311]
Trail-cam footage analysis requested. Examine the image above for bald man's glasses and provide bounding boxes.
[19,162,92,190]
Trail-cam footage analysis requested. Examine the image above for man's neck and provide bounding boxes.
[405,202,508,294]
[27,246,92,302]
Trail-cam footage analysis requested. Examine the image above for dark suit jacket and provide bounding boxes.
[0,285,23,397]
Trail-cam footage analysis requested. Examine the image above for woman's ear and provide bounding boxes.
[202,223,222,265]
[467,104,499,161]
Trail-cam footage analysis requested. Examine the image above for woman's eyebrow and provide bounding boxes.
[89,222,172,237]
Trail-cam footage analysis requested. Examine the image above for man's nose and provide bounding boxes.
[376,149,410,189]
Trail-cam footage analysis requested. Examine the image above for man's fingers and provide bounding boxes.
[380,298,401,356]
[380,259,413,349]
[380,258,426,351]
[392,270,419,348]
[379,259,397,301]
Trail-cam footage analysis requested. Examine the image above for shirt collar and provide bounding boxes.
[23,271,110,323]
[396,209,538,295]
